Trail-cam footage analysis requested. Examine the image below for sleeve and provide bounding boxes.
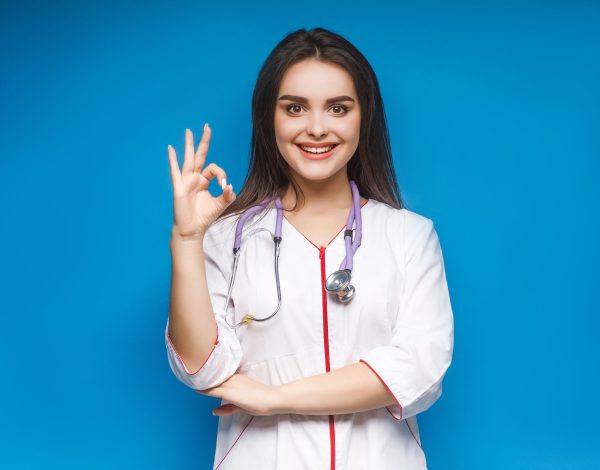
[358,210,454,420]
[164,222,243,391]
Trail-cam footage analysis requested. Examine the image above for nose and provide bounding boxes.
[307,111,328,137]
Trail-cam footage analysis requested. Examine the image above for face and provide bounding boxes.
[274,59,361,183]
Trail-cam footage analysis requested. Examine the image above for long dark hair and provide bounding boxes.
[219,27,404,224]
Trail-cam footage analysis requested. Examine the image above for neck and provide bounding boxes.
[281,167,362,213]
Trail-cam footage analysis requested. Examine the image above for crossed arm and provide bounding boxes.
[199,361,397,417]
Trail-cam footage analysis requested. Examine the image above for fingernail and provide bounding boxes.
[221,178,227,189]
[204,122,209,130]
[211,410,216,416]
[229,183,233,193]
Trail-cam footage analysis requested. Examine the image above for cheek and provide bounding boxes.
[274,114,299,143]
[344,113,361,139]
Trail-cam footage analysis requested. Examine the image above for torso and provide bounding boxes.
[202,200,440,469]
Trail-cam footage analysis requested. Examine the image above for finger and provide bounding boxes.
[212,404,243,416]
[182,128,195,174]
[196,386,222,398]
[200,163,227,191]
[220,183,236,205]
[194,123,211,172]
[214,182,235,208]
[167,145,181,187]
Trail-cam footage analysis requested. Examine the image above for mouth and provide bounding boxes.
[295,143,340,160]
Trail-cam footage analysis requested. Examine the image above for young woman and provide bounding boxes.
[165,27,454,470]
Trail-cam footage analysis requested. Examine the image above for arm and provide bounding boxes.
[356,213,454,420]
[272,362,396,415]
[167,227,218,373]
[205,362,396,417]
[165,223,243,390]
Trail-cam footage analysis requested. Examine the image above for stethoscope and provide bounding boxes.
[223,180,363,329]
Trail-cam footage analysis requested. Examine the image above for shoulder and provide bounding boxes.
[366,199,434,236]
[366,199,439,265]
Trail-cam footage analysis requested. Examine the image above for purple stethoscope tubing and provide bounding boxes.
[223,180,362,328]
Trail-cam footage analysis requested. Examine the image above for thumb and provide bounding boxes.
[216,183,235,208]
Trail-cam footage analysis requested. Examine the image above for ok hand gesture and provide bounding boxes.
[167,124,235,240]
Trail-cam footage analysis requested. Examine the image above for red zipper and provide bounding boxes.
[319,246,336,470]
[290,199,369,470]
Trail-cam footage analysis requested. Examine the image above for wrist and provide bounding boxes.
[171,226,206,243]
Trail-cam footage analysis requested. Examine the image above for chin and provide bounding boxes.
[288,161,345,182]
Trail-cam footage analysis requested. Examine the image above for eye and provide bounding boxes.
[285,104,304,114]
[331,104,349,114]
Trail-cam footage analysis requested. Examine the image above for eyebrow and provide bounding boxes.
[277,94,355,105]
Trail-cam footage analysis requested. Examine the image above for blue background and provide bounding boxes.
[1,0,599,468]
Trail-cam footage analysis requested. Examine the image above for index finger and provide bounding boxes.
[182,128,195,174]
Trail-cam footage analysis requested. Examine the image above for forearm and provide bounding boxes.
[168,226,218,372]
[273,362,397,415]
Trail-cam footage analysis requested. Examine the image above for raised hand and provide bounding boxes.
[167,124,235,240]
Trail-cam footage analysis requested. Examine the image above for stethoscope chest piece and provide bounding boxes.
[325,269,355,303]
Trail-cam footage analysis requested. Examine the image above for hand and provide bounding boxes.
[197,374,281,417]
[167,125,236,240]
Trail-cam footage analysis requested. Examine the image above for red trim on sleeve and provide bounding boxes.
[359,359,404,420]
[167,318,220,375]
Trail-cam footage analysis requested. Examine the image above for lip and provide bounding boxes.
[296,142,339,147]
[296,143,339,161]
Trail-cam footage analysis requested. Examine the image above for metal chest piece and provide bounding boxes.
[325,269,355,303]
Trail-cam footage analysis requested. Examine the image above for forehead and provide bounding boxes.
[278,59,356,99]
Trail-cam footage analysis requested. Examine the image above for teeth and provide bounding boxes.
[299,144,336,154]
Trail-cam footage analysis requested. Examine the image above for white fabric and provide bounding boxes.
[165,199,454,470]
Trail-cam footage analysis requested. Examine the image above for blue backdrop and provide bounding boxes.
[1,1,599,468]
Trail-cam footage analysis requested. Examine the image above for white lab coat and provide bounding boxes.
[165,198,454,470]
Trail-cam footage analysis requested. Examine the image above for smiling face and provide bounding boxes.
[274,58,361,184]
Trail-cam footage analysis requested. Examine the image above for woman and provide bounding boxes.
[165,27,454,470]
